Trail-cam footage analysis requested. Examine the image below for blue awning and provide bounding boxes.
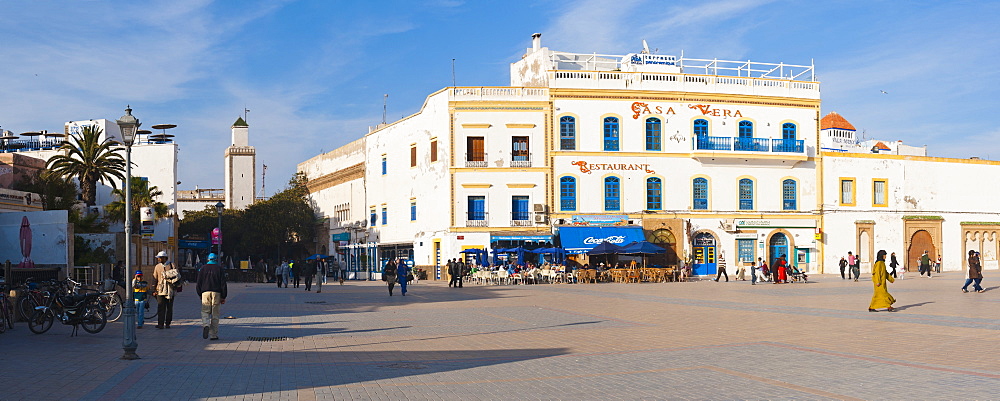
[557,226,646,253]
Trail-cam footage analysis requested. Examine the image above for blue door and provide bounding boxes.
[692,233,717,275]
[769,233,788,266]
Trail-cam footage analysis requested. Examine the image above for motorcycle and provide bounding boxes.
[27,281,107,336]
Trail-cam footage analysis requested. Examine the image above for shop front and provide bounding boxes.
[734,218,819,272]
[557,225,646,266]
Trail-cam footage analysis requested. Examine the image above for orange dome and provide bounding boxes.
[821,112,856,131]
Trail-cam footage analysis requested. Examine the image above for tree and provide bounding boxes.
[104,177,170,232]
[179,173,316,261]
[13,170,78,211]
[45,125,126,206]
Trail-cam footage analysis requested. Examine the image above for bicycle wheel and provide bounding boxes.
[2,297,13,330]
[104,293,123,322]
[81,307,107,334]
[143,296,158,320]
[19,296,37,321]
[28,310,54,334]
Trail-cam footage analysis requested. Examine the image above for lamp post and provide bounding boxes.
[215,201,224,255]
[116,106,140,360]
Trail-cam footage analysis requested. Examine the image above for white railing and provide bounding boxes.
[548,70,820,96]
[450,87,549,101]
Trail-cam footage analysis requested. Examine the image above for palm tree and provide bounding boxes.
[104,177,170,232]
[46,125,126,206]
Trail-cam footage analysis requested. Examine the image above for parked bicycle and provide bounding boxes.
[0,283,15,333]
[16,278,57,321]
[27,280,107,336]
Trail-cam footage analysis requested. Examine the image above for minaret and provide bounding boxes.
[224,117,256,209]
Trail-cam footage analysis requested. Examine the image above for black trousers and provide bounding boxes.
[304,275,314,291]
[715,268,728,282]
[840,266,846,279]
[449,274,462,287]
[387,281,395,295]
[156,295,174,327]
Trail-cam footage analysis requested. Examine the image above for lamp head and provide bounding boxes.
[115,105,140,146]
[215,201,225,214]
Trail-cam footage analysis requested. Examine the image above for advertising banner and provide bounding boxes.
[0,210,69,268]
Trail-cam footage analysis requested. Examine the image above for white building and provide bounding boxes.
[299,33,1000,279]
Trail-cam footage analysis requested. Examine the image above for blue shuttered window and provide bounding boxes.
[512,196,530,221]
[468,196,485,221]
[693,119,708,137]
[738,120,753,138]
[739,178,754,210]
[560,116,576,150]
[782,123,797,140]
[646,177,662,210]
[603,117,619,151]
[604,176,621,211]
[782,179,797,210]
[693,178,708,210]
[560,176,577,211]
[645,117,661,151]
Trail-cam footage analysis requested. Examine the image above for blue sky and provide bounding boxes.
[1,0,998,196]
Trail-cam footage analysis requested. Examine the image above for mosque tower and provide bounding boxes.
[224,117,256,209]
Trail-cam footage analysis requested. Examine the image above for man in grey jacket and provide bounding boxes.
[196,253,227,340]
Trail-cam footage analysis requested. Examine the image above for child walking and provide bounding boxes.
[132,271,149,329]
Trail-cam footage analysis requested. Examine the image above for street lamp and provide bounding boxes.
[215,201,224,255]
[116,106,140,360]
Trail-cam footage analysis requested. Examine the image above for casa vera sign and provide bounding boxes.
[571,161,655,174]
[630,101,744,119]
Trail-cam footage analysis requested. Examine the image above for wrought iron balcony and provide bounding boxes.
[695,136,732,151]
[466,211,488,227]
[510,212,533,227]
[510,152,531,167]
[465,152,488,168]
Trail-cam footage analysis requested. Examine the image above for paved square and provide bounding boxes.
[1,273,997,400]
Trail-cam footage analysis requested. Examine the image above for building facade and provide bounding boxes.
[299,34,1000,278]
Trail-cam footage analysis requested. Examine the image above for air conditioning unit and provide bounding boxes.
[532,204,548,213]
[533,214,548,224]
[720,220,735,232]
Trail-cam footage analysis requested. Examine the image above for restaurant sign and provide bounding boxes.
[570,215,629,226]
[571,161,655,175]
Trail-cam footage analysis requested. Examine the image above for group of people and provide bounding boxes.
[842,250,945,281]
[382,258,412,296]
[273,259,327,293]
[446,258,469,288]
[839,251,862,281]
[130,251,228,340]
[867,248,986,312]
[712,254,797,285]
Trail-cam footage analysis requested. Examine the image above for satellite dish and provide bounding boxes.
[642,39,650,54]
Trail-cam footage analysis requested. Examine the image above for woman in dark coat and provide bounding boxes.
[963,250,984,293]
[383,260,397,296]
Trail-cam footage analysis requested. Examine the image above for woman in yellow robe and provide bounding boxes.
[869,250,896,312]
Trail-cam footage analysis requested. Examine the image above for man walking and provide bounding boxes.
[839,256,848,280]
[303,259,316,292]
[447,259,458,287]
[713,253,728,282]
[275,261,285,288]
[920,251,932,277]
[847,251,859,282]
[196,253,227,341]
[397,259,410,296]
[291,260,302,288]
[315,259,325,293]
[963,250,985,293]
[281,260,291,288]
[455,258,466,288]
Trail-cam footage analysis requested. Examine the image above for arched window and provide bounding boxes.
[603,117,620,151]
[739,178,754,210]
[693,119,708,137]
[782,179,797,210]
[560,176,577,211]
[692,178,708,210]
[646,177,662,210]
[560,116,576,150]
[738,120,753,138]
[782,123,797,140]
[645,117,661,151]
[604,176,621,211]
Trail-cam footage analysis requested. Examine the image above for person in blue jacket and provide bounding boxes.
[396,259,410,296]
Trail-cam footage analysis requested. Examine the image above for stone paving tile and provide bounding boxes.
[0,273,997,400]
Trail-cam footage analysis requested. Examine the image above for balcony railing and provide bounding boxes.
[510,152,531,167]
[695,136,731,151]
[467,212,488,227]
[734,137,770,152]
[694,137,805,153]
[511,212,533,227]
[771,139,804,153]
[465,152,487,168]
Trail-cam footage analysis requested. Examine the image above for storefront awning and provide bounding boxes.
[557,226,645,253]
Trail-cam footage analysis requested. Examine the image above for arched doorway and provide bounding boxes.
[647,228,678,266]
[692,232,717,276]
[907,230,935,272]
[769,233,788,266]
